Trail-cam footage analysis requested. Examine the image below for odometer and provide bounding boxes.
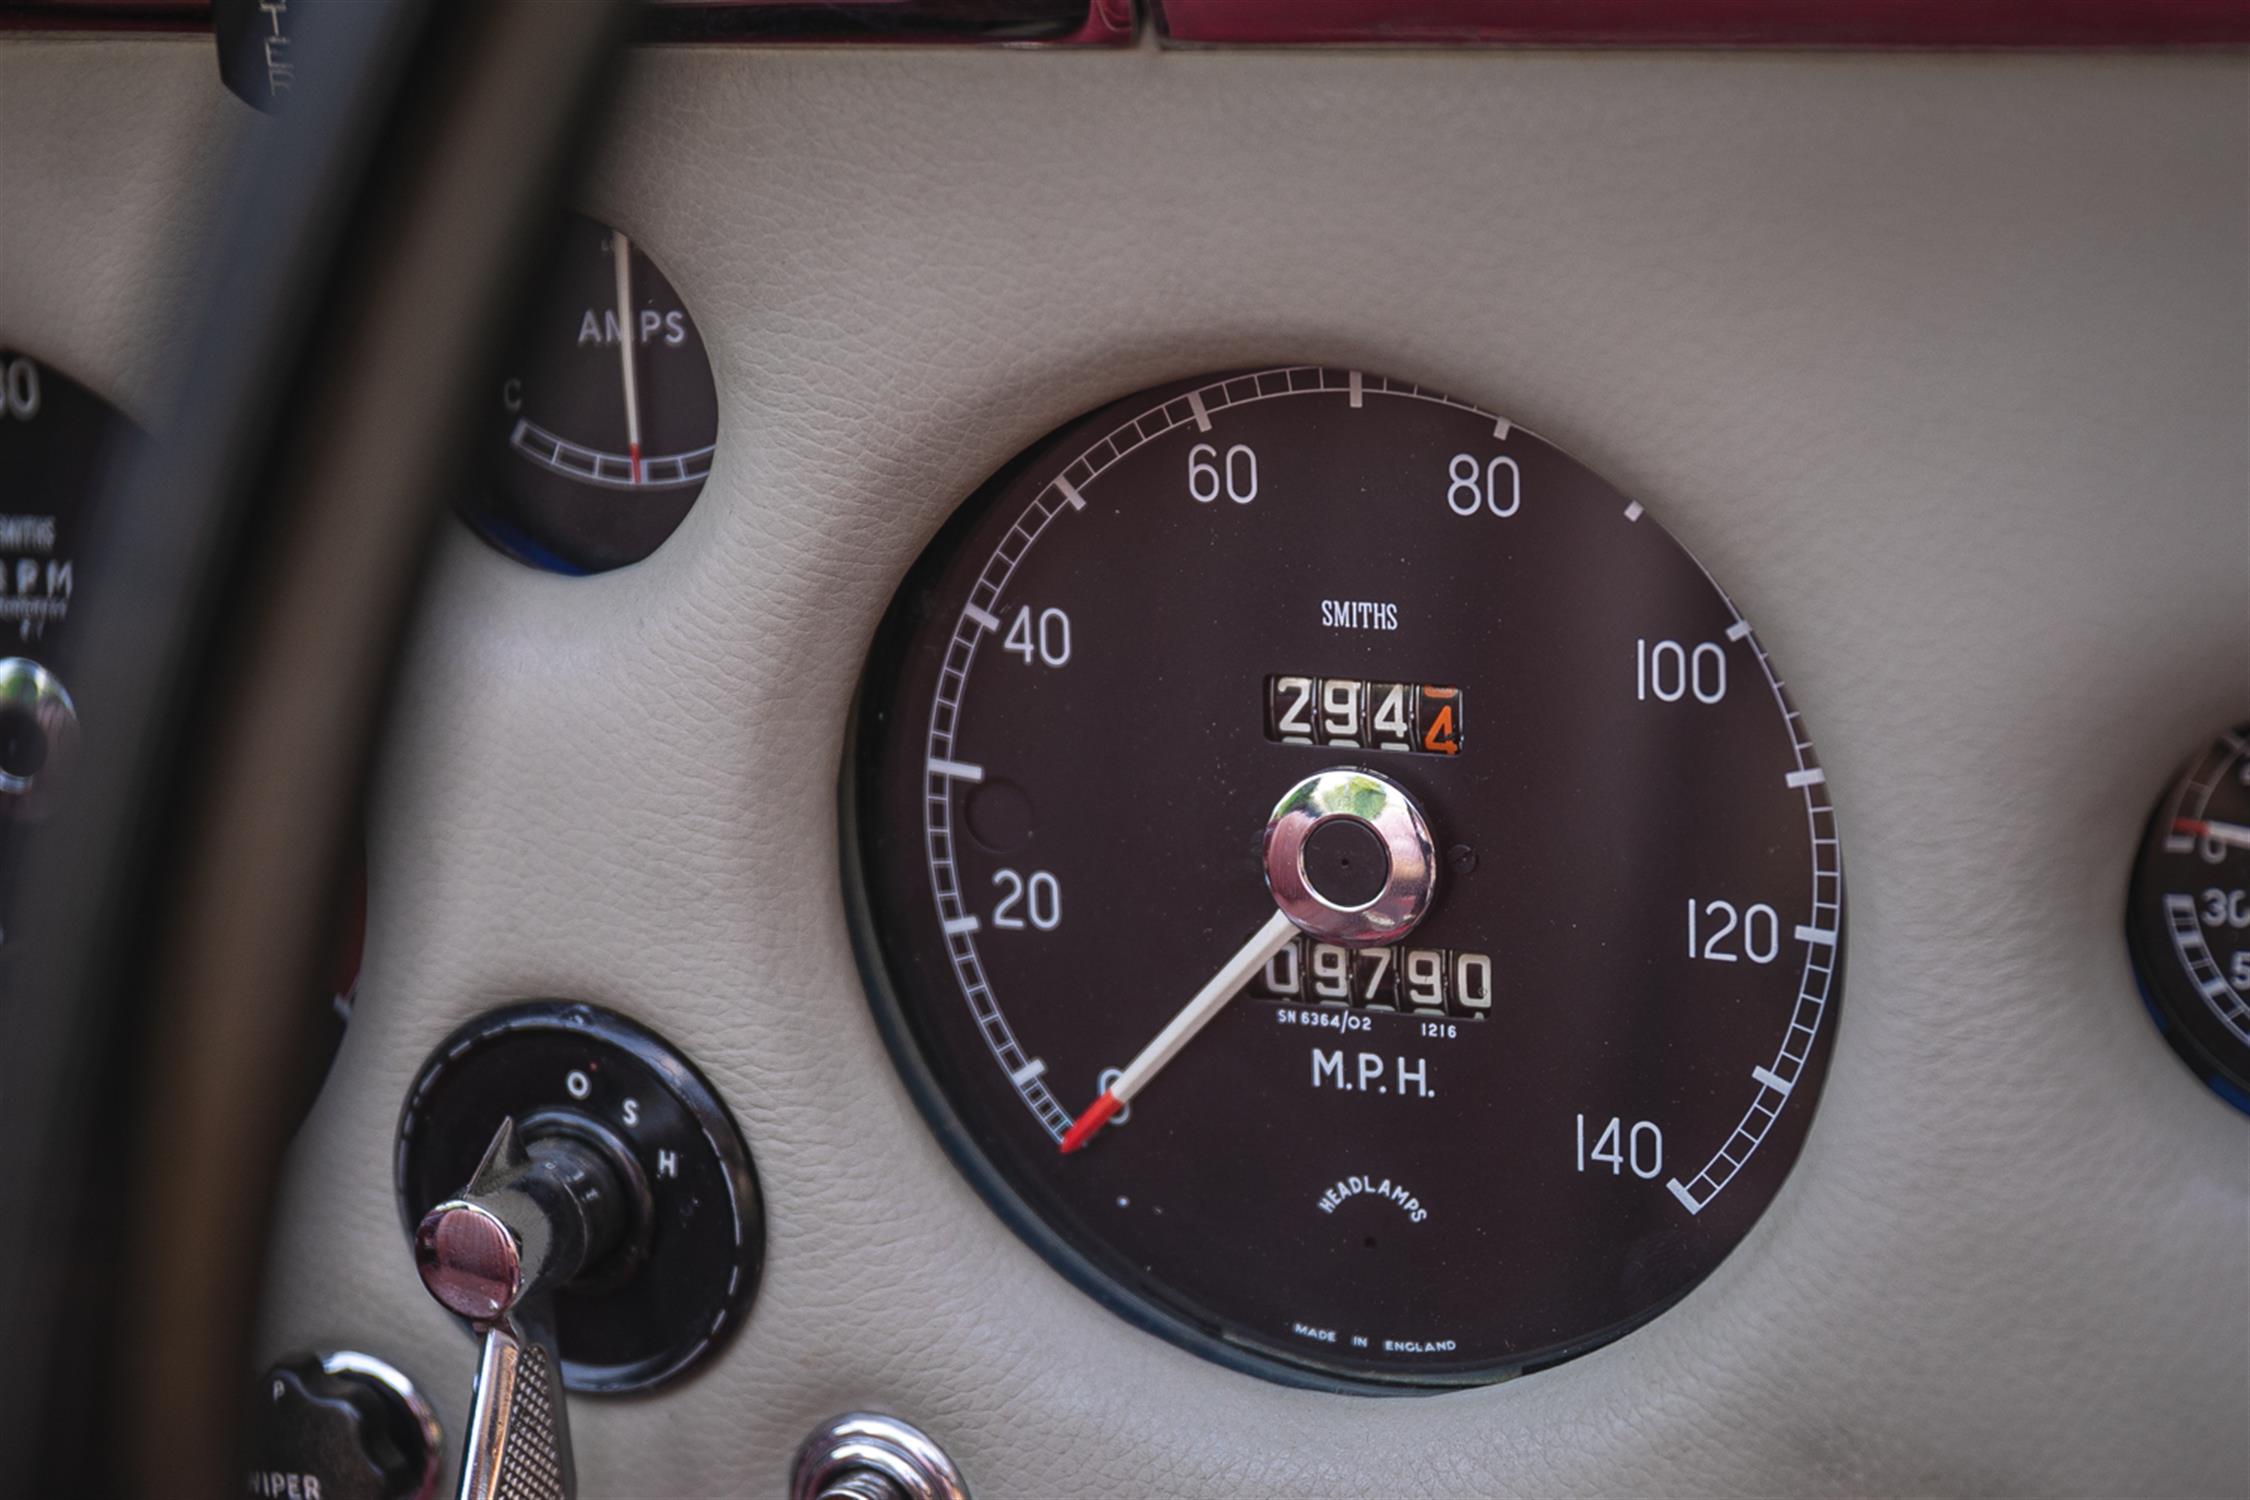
[845,367,1846,1388]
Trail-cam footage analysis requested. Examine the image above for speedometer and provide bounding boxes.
[844,367,1846,1388]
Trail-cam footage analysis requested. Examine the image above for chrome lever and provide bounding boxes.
[415,1118,628,1500]
[459,1314,570,1500]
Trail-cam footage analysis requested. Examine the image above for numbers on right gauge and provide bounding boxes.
[1637,636,1727,704]
[1576,1114,1664,1179]
[1687,899,1781,965]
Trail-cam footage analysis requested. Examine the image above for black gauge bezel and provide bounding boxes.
[2125,723,2250,1116]
[838,369,1846,1393]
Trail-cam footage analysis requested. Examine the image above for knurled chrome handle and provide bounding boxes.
[416,1118,628,1500]
[458,1318,571,1500]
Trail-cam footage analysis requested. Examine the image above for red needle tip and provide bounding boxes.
[2175,818,2211,836]
[629,440,644,485]
[1060,1091,1122,1154]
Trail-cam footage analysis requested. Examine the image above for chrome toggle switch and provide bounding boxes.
[792,1413,969,1500]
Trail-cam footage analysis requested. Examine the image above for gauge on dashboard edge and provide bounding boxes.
[0,349,133,685]
[0,349,353,1125]
[461,211,719,575]
[2127,723,2250,1113]
[844,366,1847,1390]
[1,348,138,927]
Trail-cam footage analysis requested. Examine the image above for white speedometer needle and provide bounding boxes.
[1060,908,1299,1154]
[2177,818,2250,850]
[611,229,644,484]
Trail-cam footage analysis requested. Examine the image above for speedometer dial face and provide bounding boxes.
[845,368,1846,1388]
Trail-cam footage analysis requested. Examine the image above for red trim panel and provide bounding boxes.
[643,0,1133,45]
[1150,0,2250,48]
[5,0,2240,50]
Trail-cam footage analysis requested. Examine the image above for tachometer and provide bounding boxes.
[0,348,351,1119]
[1,350,132,698]
[2,349,139,941]
[845,367,1846,1388]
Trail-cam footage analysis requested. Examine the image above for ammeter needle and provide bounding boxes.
[1060,908,1299,1154]
[612,229,643,484]
[2176,818,2250,851]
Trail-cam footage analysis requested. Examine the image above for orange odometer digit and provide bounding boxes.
[1418,686,1462,756]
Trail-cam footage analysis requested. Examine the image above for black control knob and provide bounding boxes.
[398,1006,762,1500]
[247,1351,440,1500]
[396,1001,763,1392]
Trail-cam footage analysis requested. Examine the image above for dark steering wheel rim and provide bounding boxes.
[0,4,632,1494]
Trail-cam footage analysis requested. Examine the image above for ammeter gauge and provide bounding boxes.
[461,212,719,574]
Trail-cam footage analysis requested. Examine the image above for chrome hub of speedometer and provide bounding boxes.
[1265,768,1437,946]
[844,366,1847,1389]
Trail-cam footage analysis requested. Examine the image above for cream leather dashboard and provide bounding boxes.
[5,32,2246,1497]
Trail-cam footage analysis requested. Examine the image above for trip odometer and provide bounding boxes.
[845,367,1846,1388]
